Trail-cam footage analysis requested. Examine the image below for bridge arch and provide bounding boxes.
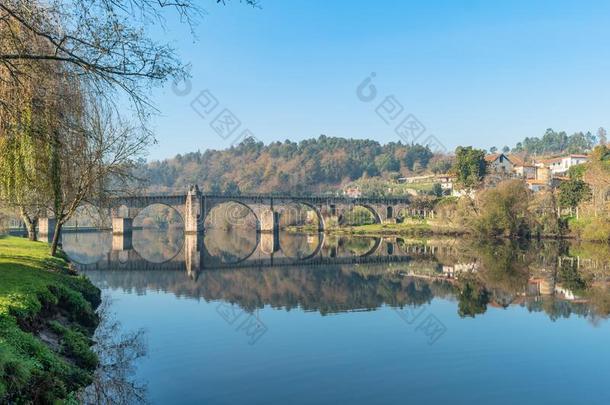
[132,203,185,229]
[297,233,326,261]
[361,237,382,257]
[339,204,381,226]
[291,201,325,232]
[202,228,260,265]
[111,203,131,219]
[279,232,325,261]
[130,234,185,264]
[203,200,260,231]
[340,236,382,257]
[275,202,320,229]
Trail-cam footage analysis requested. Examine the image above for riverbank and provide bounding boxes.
[286,218,468,237]
[0,236,101,403]
[287,216,610,242]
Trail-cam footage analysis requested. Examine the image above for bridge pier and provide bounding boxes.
[112,217,133,235]
[112,233,133,251]
[38,217,56,242]
[185,233,202,278]
[259,209,280,234]
[185,185,202,234]
[259,232,280,255]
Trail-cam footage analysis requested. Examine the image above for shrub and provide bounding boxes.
[529,190,563,237]
[472,180,531,238]
[581,217,610,242]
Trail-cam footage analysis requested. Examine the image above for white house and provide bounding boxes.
[435,174,455,193]
[539,154,589,175]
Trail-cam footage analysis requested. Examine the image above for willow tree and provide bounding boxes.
[45,96,151,256]
[0,124,50,240]
[0,0,257,253]
[0,19,56,239]
[1,26,150,253]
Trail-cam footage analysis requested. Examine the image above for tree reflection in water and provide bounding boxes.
[67,231,610,324]
[81,298,147,405]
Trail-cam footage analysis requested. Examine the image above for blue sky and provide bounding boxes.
[147,0,610,160]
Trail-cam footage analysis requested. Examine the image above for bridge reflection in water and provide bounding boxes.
[67,229,442,276]
[62,230,610,321]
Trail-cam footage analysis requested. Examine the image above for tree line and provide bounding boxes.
[137,135,447,194]
[139,125,606,196]
[506,128,602,155]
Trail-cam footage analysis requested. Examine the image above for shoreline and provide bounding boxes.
[284,223,602,242]
[0,236,101,403]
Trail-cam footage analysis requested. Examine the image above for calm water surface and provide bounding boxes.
[61,229,610,404]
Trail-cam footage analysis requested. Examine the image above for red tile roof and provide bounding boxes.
[507,154,526,166]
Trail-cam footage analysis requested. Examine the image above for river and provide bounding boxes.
[60,228,610,404]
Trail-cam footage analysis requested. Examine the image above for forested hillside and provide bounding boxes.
[138,129,602,195]
[137,136,445,194]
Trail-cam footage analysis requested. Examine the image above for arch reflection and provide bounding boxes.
[65,235,610,322]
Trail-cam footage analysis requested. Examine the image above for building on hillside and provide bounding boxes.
[343,186,362,198]
[535,166,552,182]
[485,153,514,174]
[503,154,538,180]
[514,164,537,179]
[536,154,590,175]
[507,154,526,166]
[483,153,517,188]
[436,174,455,193]
[398,174,435,184]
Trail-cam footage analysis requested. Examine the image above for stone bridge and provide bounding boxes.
[38,186,434,272]
[39,185,430,238]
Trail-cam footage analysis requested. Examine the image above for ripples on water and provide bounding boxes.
[60,229,610,404]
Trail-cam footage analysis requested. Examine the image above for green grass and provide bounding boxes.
[401,182,435,192]
[342,221,432,235]
[286,219,434,236]
[0,236,101,403]
[567,215,610,242]
[286,216,468,237]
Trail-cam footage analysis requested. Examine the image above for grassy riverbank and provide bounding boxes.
[0,236,101,403]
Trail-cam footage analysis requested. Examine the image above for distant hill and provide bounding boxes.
[136,135,448,194]
[137,129,602,195]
